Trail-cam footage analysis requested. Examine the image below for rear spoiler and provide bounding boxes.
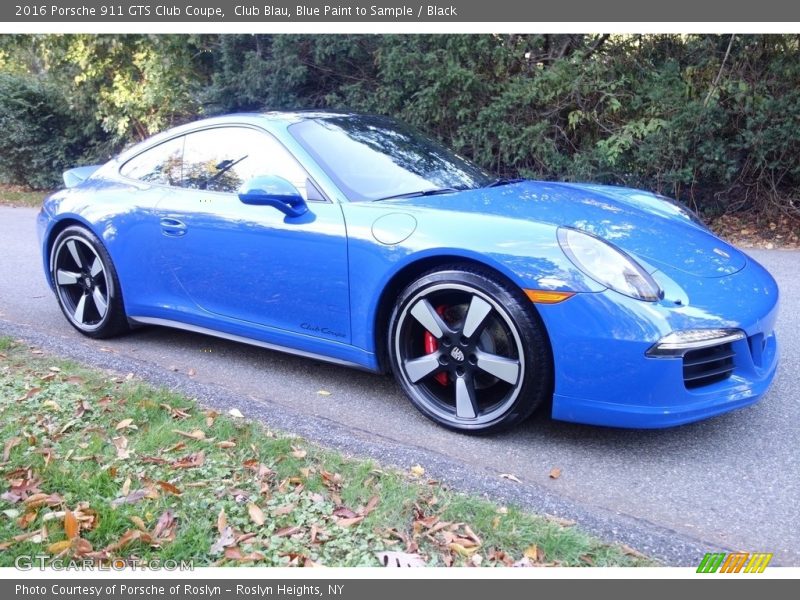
[63,165,102,188]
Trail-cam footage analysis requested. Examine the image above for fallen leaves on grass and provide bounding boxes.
[111,436,130,460]
[376,550,427,567]
[173,429,206,441]
[64,509,79,539]
[210,526,236,555]
[1,471,42,503]
[114,418,136,431]
[155,480,182,496]
[171,451,205,469]
[161,403,191,419]
[2,437,22,462]
[111,485,159,507]
[247,503,265,526]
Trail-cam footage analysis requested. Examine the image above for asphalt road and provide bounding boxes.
[1,206,798,565]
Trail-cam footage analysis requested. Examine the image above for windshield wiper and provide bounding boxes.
[374,187,461,202]
[484,178,524,188]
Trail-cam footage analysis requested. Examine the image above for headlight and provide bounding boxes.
[557,227,662,302]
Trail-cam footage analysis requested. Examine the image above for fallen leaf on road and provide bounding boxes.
[549,467,562,479]
[410,465,425,477]
[228,408,244,418]
[316,390,331,396]
[500,473,522,483]
[547,515,576,527]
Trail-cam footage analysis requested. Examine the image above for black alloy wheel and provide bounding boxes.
[50,226,129,338]
[389,266,552,433]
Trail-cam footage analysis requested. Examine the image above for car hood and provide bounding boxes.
[392,181,745,278]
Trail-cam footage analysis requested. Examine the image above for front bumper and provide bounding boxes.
[538,255,779,428]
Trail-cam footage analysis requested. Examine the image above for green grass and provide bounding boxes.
[0,186,48,208]
[0,337,652,567]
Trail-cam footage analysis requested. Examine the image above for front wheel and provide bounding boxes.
[50,225,129,339]
[389,266,553,434]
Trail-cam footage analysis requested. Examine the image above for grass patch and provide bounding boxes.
[0,337,651,567]
[0,185,48,208]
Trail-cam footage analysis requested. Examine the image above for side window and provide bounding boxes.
[119,136,184,186]
[181,127,313,199]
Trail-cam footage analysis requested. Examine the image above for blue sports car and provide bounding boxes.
[37,112,779,433]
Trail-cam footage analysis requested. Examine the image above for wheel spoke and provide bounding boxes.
[409,299,447,339]
[89,256,103,277]
[404,354,441,383]
[475,350,520,385]
[56,269,81,286]
[455,376,478,419]
[461,295,492,339]
[73,293,87,324]
[66,240,84,269]
[91,287,108,318]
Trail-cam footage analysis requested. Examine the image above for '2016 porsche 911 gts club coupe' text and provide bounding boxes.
[38,112,779,433]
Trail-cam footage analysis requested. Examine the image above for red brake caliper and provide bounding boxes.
[424,305,449,386]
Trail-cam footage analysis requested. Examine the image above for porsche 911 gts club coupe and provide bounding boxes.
[38,112,779,433]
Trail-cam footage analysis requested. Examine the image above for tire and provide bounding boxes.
[49,225,129,339]
[388,265,552,434]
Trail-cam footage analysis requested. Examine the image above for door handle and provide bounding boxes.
[160,217,187,236]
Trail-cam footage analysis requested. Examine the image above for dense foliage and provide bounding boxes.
[0,34,798,217]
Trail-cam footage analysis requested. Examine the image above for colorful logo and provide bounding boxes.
[696,552,773,573]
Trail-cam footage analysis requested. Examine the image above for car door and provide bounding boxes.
[155,125,351,343]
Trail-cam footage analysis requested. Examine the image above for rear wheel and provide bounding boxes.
[50,225,129,339]
[389,266,552,433]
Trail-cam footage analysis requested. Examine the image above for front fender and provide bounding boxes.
[342,203,603,354]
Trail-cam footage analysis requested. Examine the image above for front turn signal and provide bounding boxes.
[524,290,575,304]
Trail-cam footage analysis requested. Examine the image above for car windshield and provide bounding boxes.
[288,115,493,201]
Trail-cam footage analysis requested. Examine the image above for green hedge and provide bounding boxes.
[1,34,798,218]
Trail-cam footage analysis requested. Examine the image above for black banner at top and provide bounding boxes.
[3,0,800,22]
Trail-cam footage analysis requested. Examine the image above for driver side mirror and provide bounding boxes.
[238,175,308,218]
